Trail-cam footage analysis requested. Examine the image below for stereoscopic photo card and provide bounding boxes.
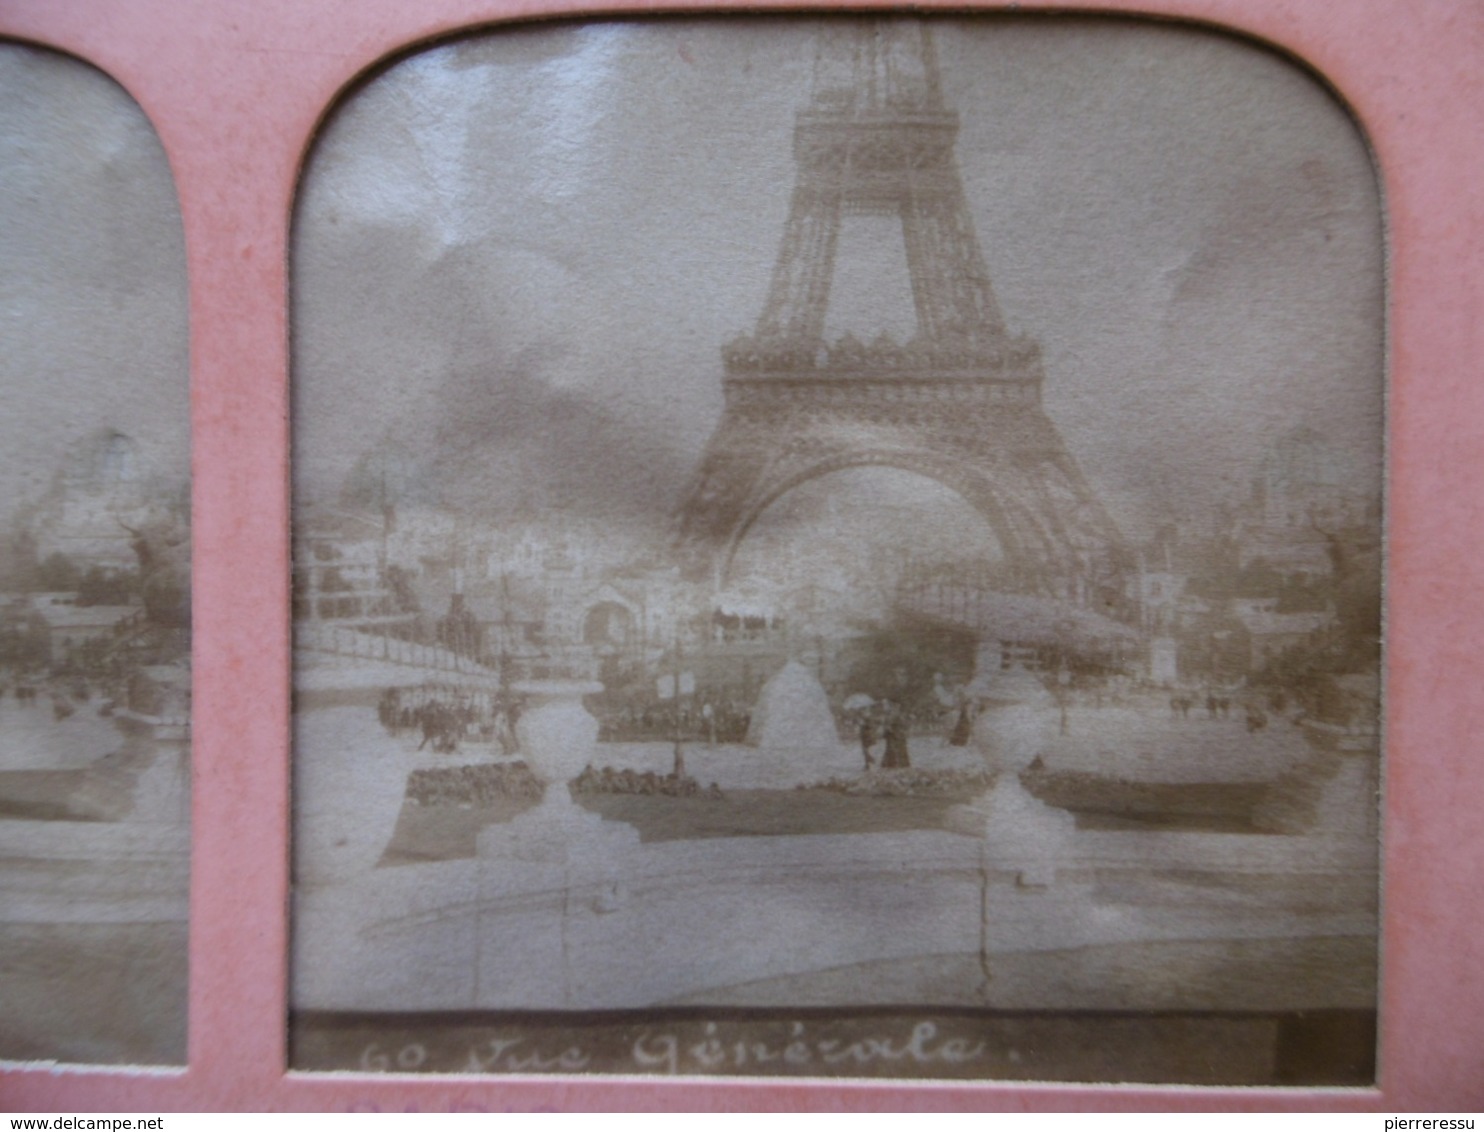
[0,42,191,1066]
[289,16,1383,1085]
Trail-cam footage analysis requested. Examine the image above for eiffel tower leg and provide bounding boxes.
[757,187,842,352]
[900,178,1004,346]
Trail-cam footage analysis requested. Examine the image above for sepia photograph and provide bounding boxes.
[0,43,191,1065]
[290,16,1383,1085]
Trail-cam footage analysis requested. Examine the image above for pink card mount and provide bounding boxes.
[0,0,1479,1113]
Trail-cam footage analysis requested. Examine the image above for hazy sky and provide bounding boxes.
[293,16,1385,543]
[0,45,189,510]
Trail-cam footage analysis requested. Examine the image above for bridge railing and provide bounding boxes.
[297,623,494,676]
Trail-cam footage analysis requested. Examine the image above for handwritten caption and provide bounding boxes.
[357,1018,987,1076]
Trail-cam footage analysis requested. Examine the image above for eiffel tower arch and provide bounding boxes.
[673,22,1126,599]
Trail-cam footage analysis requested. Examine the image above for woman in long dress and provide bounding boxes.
[882,706,910,769]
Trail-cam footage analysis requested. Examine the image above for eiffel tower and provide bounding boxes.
[673,21,1125,600]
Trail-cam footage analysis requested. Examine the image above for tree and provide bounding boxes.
[126,513,190,630]
[841,616,976,719]
[77,566,137,607]
[33,552,80,593]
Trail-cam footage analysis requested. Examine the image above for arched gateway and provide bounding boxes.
[673,22,1125,598]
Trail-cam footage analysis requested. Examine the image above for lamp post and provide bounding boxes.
[1053,617,1074,735]
[671,634,686,781]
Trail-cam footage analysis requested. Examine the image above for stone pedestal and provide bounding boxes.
[1255,721,1380,839]
[1313,748,1380,841]
[476,797,640,865]
[128,740,190,825]
[296,722,416,887]
[473,677,638,1006]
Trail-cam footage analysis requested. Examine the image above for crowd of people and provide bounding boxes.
[1167,688,1281,733]
[377,685,520,755]
[852,705,917,770]
[593,698,752,746]
[0,639,157,726]
[1168,692,1233,720]
[379,667,1309,775]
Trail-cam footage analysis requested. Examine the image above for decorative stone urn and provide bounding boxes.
[971,664,1059,778]
[296,722,418,887]
[513,678,605,810]
[950,664,1074,883]
[478,677,638,863]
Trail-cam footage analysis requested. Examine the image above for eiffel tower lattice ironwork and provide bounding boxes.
[673,21,1126,599]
